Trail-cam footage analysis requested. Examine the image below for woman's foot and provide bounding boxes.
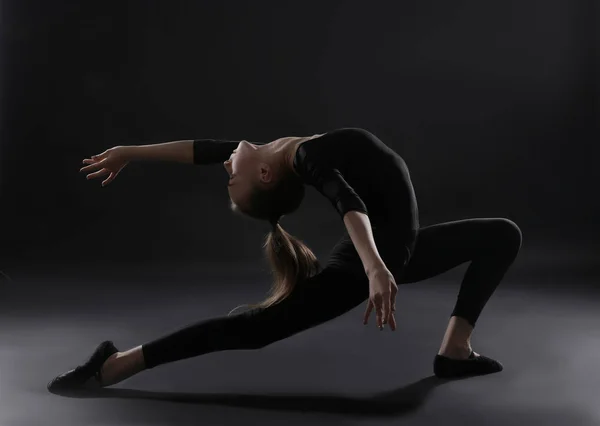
[434,316,503,378]
[434,346,503,378]
[47,341,119,393]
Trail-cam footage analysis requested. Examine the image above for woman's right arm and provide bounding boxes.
[124,139,243,165]
[82,139,241,186]
[124,140,195,164]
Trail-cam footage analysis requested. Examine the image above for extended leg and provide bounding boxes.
[399,217,522,377]
[99,264,370,387]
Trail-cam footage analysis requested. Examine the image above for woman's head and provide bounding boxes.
[223,140,321,316]
[223,140,262,210]
[223,140,304,222]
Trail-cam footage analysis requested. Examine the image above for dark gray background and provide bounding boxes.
[1,2,600,425]
[0,0,597,272]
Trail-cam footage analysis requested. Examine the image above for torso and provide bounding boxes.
[280,128,419,230]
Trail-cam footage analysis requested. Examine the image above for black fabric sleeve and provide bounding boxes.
[192,139,241,165]
[305,162,368,218]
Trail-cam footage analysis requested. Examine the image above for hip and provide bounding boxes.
[325,225,418,278]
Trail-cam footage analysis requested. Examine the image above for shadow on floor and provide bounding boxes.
[49,375,465,418]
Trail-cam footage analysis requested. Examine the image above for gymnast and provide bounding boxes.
[48,127,522,391]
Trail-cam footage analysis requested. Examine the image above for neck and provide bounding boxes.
[261,133,324,178]
[262,138,298,175]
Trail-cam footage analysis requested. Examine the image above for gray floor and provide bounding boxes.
[1,253,600,426]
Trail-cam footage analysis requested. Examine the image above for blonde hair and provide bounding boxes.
[227,170,321,315]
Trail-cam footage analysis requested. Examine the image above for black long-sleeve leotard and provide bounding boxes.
[134,129,519,372]
[192,128,419,231]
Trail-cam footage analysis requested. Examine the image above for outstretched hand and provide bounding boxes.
[80,146,130,187]
[363,266,397,331]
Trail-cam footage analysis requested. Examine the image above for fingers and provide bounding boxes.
[382,294,390,326]
[386,296,396,331]
[80,158,106,173]
[86,168,109,180]
[364,298,384,329]
[92,151,107,160]
[363,300,373,325]
[389,312,397,331]
[101,169,121,186]
[372,295,384,329]
[364,298,397,331]
[364,274,399,331]
[102,172,115,187]
[389,284,397,326]
[80,156,118,186]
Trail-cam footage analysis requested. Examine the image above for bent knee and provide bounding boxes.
[494,218,523,253]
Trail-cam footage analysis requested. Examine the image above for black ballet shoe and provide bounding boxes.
[433,350,503,379]
[47,340,119,393]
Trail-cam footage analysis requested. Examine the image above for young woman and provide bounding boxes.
[48,128,522,391]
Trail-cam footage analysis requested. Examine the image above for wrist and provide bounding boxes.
[365,260,387,278]
[120,145,140,161]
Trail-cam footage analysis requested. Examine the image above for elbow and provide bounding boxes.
[342,210,370,229]
[342,209,368,221]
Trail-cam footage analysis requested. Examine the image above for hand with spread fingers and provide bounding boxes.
[363,266,397,331]
[80,146,131,187]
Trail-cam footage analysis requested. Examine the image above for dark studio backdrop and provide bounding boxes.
[0,0,597,283]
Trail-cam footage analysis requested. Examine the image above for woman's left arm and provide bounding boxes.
[343,211,386,276]
[302,160,396,329]
[304,162,387,276]
[344,210,397,330]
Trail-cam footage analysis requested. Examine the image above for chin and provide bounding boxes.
[229,200,240,213]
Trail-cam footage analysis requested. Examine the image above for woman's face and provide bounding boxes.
[223,140,262,208]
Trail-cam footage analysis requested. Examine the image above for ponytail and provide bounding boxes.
[227,220,321,316]
[226,163,318,316]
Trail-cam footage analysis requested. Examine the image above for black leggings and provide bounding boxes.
[142,217,522,369]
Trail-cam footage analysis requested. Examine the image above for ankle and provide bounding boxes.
[438,342,472,358]
[98,352,120,386]
[99,347,146,387]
